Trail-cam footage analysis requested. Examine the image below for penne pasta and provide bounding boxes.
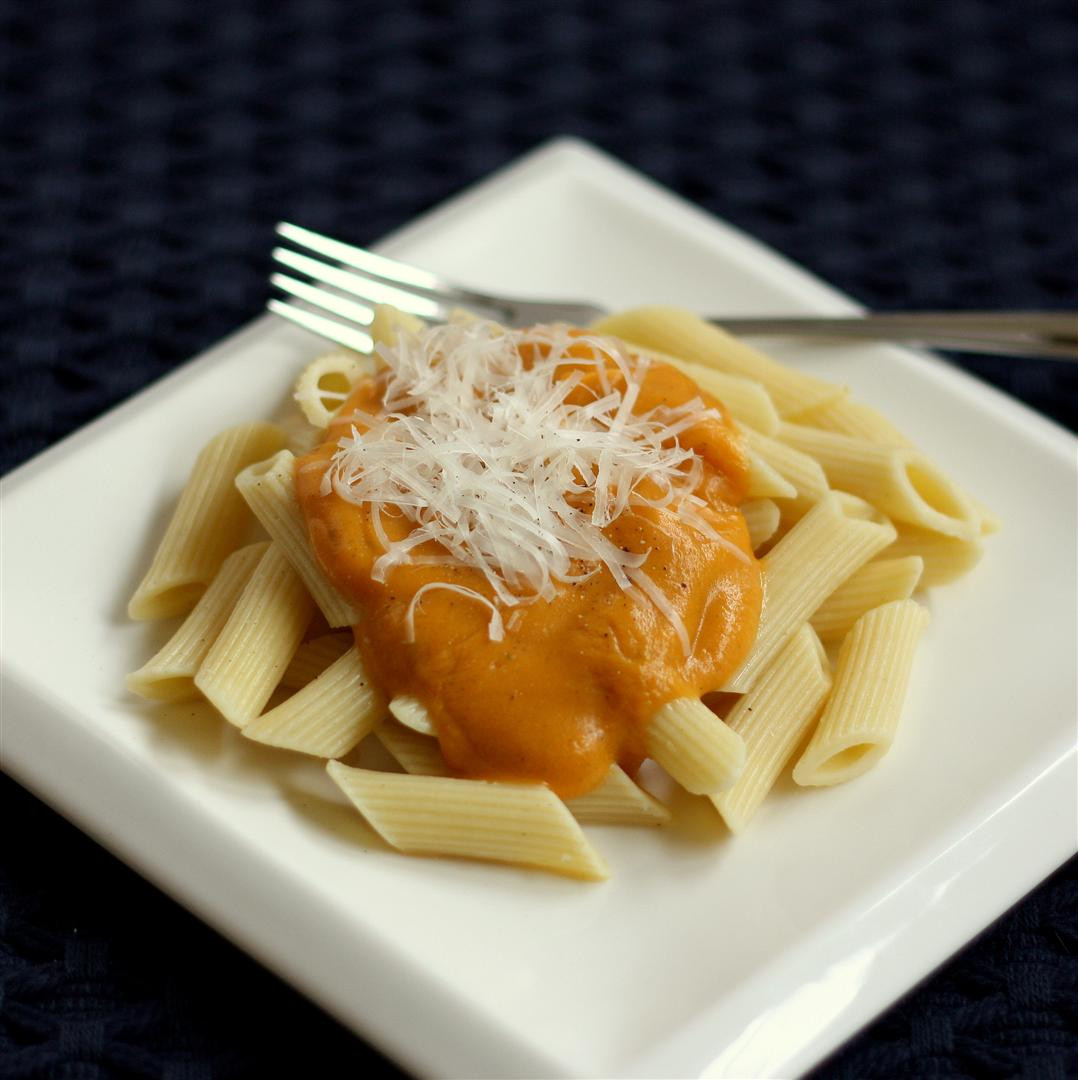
[293,349,375,428]
[740,499,781,551]
[194,544,315,726]
[279,632,353,691]
[777,422,981,540]
[388,695,436,736]
[376,727,670,826]
[711,624,831,832]
[243,648,385,758]
[376,720,450,776]
[740,427,829,504]
[235,449,362,628]
[128,422,285,619]
[645,697,746,795]
[369,303,425,348]
[725,492,896,693]
[638,350,781,434]
[793,599,930,785]
[810,556,924,641]
[885,523,983,586]
[795,395,913,447]
[126,542,268,701]
[592,307,844,417]
[326,762,610,880]
[564,765,670,825]
[745,452,798,500]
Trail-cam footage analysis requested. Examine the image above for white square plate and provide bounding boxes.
[2,139,1075,1080]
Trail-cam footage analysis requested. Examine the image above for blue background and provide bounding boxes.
[2,1,1075,1076]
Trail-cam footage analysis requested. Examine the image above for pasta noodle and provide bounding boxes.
[369,303,426,348]
[740,499,781,551]
[375,725,670,826]
[885,523,983,586]
[638,350,781,434]
[388,695,436,736]
[564,765,671,826]
[293,349,374,428]
[725,491,896,693]
[376,720,450,776]
[194,543,315,726]
[645,697,746,795]
[243,648,385,758]
[777,423,981,540]
[740,427,830,505]
[592,307,844,417]
[810,556,924,641]
[235,449,362,627]
[279,632,353,691]
[326,762,610,880]
[126,542,268,701]
[711,624,831,832]
[745,452,798,500]
[793,599,930,785]
[128,422,285,619]
[795,394,913,447]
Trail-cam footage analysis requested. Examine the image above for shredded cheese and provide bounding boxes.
[322,320,742,649]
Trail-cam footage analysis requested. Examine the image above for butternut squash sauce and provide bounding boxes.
[296,344,762,799]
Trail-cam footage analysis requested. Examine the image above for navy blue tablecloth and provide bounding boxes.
[2,1,1075,1077]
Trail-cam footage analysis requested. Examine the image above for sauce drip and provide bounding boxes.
[295,332,762,798]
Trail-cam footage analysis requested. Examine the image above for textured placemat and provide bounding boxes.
[2,1,1076,1077]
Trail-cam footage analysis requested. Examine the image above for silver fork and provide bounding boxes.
[268,222,1078,360]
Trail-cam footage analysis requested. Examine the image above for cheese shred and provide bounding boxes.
[322,320,740,649]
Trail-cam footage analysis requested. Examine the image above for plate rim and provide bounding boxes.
[2,136,1075,1080]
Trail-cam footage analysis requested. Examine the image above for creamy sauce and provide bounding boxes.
[296,342,762,798]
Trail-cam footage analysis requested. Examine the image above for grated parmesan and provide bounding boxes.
[322,319,744,649]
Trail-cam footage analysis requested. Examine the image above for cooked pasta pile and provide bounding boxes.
[126,306,993,880]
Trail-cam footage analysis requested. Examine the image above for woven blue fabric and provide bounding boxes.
[1,0,1075,1077]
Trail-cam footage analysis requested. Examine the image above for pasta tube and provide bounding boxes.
[388,695,436,736]
[126,542,268,701]
[293,349,374,428]
[326,762,610,881]
[194,544,315,726]
[777,423,981,540]
[885,524,983,586]
[740,428,829,505]
[564,765,670,825]
[793,599,930,785]
[638,350,781,434]
[376,727,670,826]
[745,452,797,500]
[128,422,285,619]
[279,632,353,691]
[376,721,450,776]
[795,395,913,446]
[592,307,844,417]
[243,648,385,758]
[645,697,746,795]
[235,450,362,628]
[810,556,924,641]
[711,624,831,832]
[740,499,781,551]
[369,303,425,348]
[725,492,896,693]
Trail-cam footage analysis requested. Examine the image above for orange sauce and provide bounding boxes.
[295,340,762,799]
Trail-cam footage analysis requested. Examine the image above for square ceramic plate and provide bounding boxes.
[2,139,1075,1080]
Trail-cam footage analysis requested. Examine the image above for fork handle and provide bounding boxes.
[708,312,1078,360]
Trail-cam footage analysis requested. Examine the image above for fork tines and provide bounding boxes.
[269,222,456,353]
